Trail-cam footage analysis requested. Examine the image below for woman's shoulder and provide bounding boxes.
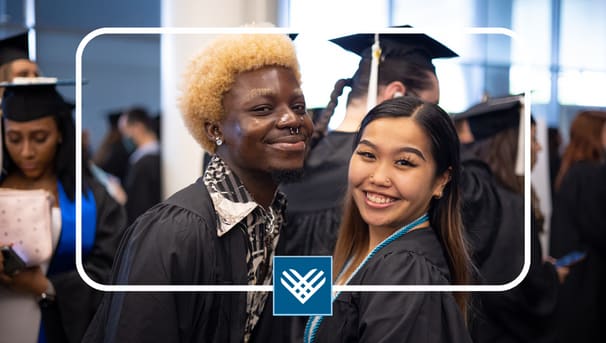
[358,228,451,285]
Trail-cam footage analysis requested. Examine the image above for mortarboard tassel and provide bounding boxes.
[366,33,381,112]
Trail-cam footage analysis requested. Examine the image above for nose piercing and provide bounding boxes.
[289,127,300,135]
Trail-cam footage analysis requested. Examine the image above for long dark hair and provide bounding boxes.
[1,106,78,201]
[311,57,436,148]
[333,96,471,316]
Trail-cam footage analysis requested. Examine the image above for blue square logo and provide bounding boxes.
[273,256,332,316]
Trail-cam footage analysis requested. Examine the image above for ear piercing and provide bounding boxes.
[215,136,223,146]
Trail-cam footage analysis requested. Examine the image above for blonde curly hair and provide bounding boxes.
[179,33,301,153]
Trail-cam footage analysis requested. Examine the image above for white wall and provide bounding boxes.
[160,0,279,197]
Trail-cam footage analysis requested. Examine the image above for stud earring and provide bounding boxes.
[215,136,223,146]
[393,92,404,98]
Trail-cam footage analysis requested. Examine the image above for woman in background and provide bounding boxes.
[0,81,126,343]
[549,110,606,343]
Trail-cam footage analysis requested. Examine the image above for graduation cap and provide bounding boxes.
[456,94,526,176]
[458,95,523,140]
[330,25,458,110]
[329,25,458,72]
[1,77,74,122]
[0,32,30,66]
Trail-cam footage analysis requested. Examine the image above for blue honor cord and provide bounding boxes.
[303,213,429,343]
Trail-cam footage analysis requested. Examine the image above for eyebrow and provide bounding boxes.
[358,139,427,161]
[244,87,304,102]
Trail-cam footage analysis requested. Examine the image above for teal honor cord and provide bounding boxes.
[304,213,430,343]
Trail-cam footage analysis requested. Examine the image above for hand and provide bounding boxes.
[0,266,49,296]
[555,266,570,284]
[544,256,570,284]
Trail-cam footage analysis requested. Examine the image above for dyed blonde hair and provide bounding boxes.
[179,33,301,153]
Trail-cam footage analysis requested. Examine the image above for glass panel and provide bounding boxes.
[559,0,606,106]
[510,0,551,104]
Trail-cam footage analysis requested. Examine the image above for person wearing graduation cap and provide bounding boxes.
[281,26,459,259]
[305,95,472,343]
[455,94,563,343]
[0,32,39,83]
[0,79,126,343]
[549,110,606,343]
[83,31,313,343]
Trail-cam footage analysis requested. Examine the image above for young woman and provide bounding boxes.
[549,110,606,342]
[0,81,126,343]
[305,96,472,343]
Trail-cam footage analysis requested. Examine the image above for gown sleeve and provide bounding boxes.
[44,179,127,343]
[460,158,502,268]
[354,252,471,343]
[82,201,218,343]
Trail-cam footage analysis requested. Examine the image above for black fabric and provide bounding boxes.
[1,83,72,122]
[329,25,458,72]
[43,178,127,343]
[280,131,355,257]
[82,178,288,343]
[0,31,28,66]
[97,141,131,182]
[458,95,523,142]
[124,153,161,225]
[314,228,471,343]
[549,161,606,343]
[470,199,559,343]
[459,153,502,268]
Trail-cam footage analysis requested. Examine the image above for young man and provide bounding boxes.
[83,32,313,343]
[118,107,161,225]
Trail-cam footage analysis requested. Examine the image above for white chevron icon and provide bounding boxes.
[280,268,326,304]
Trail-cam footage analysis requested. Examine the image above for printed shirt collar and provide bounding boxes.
[203,155,286,237]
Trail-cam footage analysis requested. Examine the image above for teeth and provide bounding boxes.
[366,192,395,204]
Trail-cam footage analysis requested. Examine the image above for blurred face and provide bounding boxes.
[411,71,440,104]
[3,116,61,180]
[9,59,39,79]
[531,124,542,169]
[218,66,313,181]
[349,117,448,232]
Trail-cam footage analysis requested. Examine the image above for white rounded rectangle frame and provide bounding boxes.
[75,26,531,293]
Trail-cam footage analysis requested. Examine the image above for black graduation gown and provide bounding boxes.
[470,207,559,343]
[280,131,356,256]
[82,178,287,343]
[459,153,502,269]
[313,228,471,343]
[459,147,559,343]
[43,178,127,343]
[549,161,606,343]
[124,153,162,225]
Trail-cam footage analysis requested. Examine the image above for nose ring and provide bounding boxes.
[289,127,300,135]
